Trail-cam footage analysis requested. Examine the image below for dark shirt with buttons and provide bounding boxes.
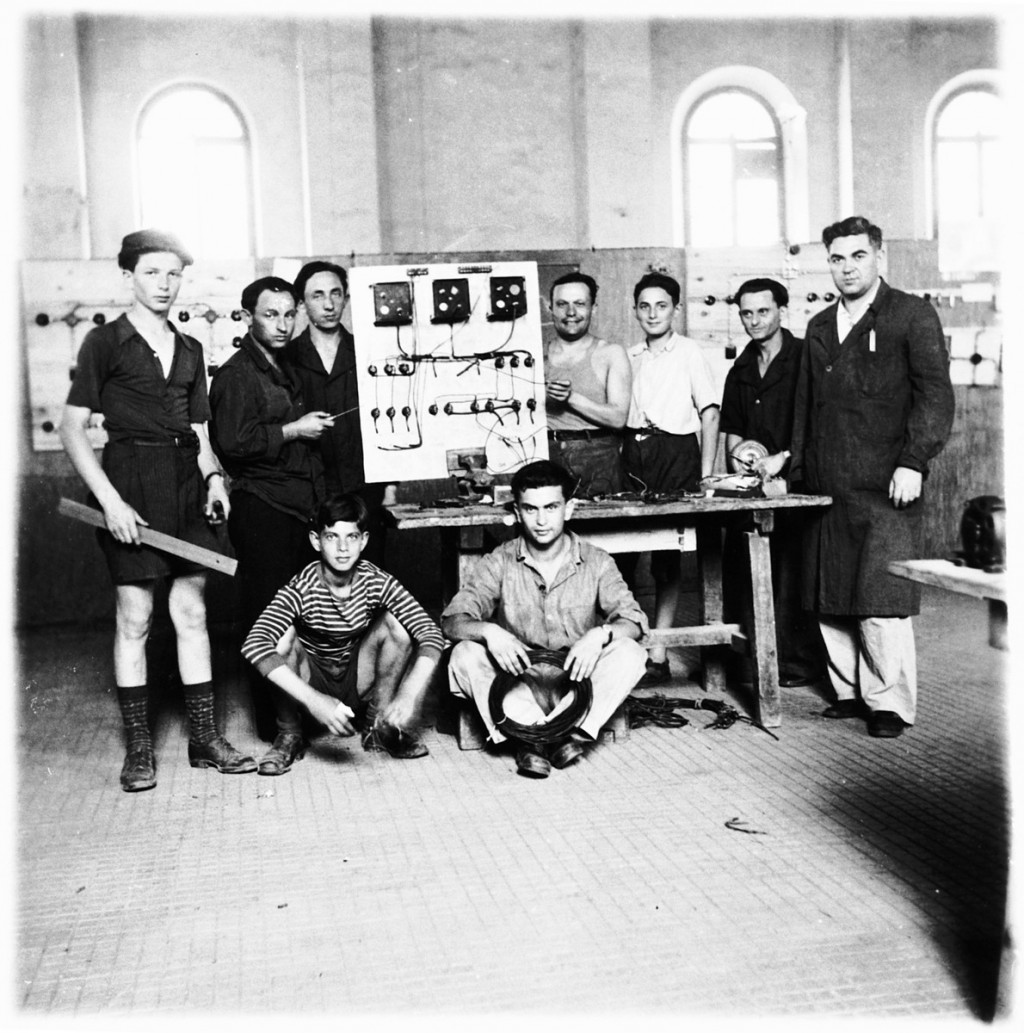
[66,313,208,441]
[208,333,321,521]
[719,328,803,455]
[286,325,384,508]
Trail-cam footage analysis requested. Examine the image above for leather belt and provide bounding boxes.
[548,428,617,442]
[626,427,693,440]
[126,435,198,448]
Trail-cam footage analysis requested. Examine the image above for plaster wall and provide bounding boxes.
[849,18,1000,239]
[21,17,87,259]
[647,18,840,245]
[372,19,585,253]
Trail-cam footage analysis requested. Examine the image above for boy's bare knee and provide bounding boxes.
[168,578,208,634]
[378,610,413,649]
[115,591,154,643]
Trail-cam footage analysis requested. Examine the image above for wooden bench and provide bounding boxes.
[887,559,1007,650]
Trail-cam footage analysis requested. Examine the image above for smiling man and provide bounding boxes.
[209,276,336,767]
[790,216,955,739]
[442,460,648,778]
[242,494,443,766]
[543,272,632,497]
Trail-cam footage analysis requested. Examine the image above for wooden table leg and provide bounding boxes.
[440,526,488,604]
[746,529,781,727]
[697,520,726,694]
[989,599,1008,651]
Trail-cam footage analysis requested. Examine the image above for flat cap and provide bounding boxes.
[117,229,194,270]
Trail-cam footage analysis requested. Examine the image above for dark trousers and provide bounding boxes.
[722,509,826,681]
[228,492,317,740]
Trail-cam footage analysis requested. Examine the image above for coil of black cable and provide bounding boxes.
[488,647,593,745]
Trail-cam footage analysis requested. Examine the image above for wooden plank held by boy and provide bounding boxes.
[58,498,237,576]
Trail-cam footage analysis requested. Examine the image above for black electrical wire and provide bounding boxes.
[628,693,779,739]
[489,648,593,746]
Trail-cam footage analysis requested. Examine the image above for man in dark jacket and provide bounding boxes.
[790,216,955,738]
[209,276,333,768]
[720,277,825,688]
[287,260,394,566]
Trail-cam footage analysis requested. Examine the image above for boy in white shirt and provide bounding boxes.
[619,272,720,683]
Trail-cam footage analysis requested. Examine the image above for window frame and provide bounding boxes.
[922,70,1000,241]
[134,82,256,259]
[682,86,785,248]
[669,66,808,248]
[931,85,999,236]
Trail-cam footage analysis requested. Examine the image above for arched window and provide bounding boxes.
[670,68,807,248]
[684,90,782,247]
[934,88,999,232]
[136,85,254,258]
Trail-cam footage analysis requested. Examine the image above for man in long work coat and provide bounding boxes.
[790,216,955,739]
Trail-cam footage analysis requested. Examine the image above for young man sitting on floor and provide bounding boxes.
[241,494,444,771]
[441,459,648,778]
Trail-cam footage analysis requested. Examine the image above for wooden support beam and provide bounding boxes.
[58,498,237,577]
[644,623,744,648]
[696,520,727,694]
[747,530,780,727]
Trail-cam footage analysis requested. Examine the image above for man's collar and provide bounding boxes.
[116,312,198,352]
[239,332,278,371]
[515,530,583,566]
[629,331,677,357]
[289,325,353,367]
[841,277,883,317]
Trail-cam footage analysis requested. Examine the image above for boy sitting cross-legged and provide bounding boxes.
[241,493,444,772]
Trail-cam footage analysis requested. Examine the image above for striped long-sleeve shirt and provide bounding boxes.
[242,560,444,679]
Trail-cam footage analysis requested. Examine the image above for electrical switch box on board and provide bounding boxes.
[349,261,548,483]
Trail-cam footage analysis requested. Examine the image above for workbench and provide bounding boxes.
[390,493,832,728]
[888,558,1007,651]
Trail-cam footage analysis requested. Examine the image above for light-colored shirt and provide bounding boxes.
[625,331,718,436]
[836,279,882,343]
[440,532,649,648]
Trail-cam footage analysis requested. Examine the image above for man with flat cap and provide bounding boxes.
[60,229,256,792]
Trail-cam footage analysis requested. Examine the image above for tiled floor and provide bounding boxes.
[15,586,1011,1020]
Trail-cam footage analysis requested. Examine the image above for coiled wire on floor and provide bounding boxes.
[489,648,592,746]
[628,693,779,739]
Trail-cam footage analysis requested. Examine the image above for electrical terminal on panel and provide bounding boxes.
[350,261,547,483]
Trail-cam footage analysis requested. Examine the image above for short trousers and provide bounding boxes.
[298,636,367,710]
[621,432,701,580]
[96,439,220,584]
[622,431,701,494]
[546,434,624,497]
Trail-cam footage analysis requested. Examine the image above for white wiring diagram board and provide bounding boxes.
[349,261,549,483]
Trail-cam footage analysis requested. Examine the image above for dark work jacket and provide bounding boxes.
[719,328,803,454]
[208,334,322,522]
[790,279,955,617]
[286,327,385,511]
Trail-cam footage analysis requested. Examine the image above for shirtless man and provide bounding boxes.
[543,272,631,497]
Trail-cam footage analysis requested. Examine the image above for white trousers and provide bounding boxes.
[818,615,918,723]
[448,638,647,744]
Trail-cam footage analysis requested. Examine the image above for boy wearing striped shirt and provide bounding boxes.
[242,494,444,771]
